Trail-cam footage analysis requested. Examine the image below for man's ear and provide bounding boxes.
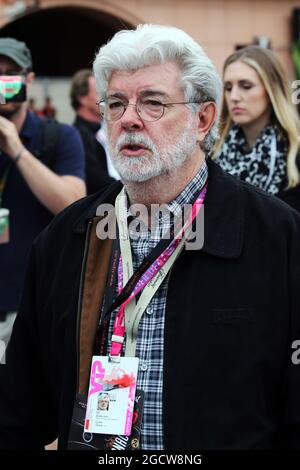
[26,72,35,86]
[77,94,85,108]
[196,101,217,143]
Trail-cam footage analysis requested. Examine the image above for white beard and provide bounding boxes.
[105,117,199,183]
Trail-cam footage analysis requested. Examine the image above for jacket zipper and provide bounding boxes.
[75,219,93,394]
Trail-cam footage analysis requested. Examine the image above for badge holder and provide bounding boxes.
[84,355,139,437]
[108,333,124,363]
[67,390,144,450]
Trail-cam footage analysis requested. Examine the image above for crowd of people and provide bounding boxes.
[0,25,300,451]
[28,96,57,119]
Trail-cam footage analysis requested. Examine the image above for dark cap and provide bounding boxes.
[0,38,32,71]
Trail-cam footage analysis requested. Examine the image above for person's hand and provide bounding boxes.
[0,115,23,161]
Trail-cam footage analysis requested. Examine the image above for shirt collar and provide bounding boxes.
[72,159,244,259]
[165,161,208,217]
[126,161,208,224]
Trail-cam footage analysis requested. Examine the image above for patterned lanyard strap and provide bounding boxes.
[109,182,208,359]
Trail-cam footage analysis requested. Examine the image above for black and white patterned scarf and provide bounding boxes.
[215,124,288,195]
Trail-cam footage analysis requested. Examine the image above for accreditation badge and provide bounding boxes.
[85,356,139,436]
[67,390,145,450]
[0,208,10,244]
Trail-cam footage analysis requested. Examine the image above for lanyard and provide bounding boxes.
[104,183,206,318]
[115,190,137,356]
[0,163,12,208]
[109,183,208,358]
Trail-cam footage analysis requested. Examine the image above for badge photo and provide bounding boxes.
[85,356,139,436]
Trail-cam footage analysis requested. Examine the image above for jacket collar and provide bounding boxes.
[72,159,244,259]
[73,180,122,233]
[74,115,101,134]
[203,158,244,258]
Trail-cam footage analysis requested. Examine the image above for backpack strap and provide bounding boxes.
[35,118,59,170]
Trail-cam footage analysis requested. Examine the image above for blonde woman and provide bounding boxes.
[214,45,300,211]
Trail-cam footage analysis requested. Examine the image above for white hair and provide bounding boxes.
[93,24,221,152]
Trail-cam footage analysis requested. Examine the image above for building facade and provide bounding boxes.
[0,0,299,121]
[0,0,299,75]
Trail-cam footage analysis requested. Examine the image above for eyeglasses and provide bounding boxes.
[98,98,202,122]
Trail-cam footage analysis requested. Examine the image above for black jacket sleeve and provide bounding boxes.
[278,185,300,213]
[279,210,300,448]
[0,238,57,449]
[278,153,300,213]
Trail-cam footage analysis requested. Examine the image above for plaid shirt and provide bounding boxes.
[106,161,208,450]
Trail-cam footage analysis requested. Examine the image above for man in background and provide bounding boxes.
[70,69,116,195]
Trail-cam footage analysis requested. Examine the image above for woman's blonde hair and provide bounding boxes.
[213,46,300,188]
